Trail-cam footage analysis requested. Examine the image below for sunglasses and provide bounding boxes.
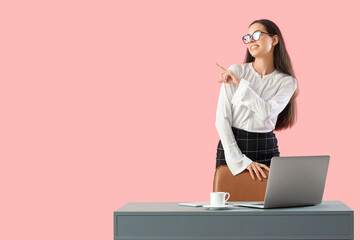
[242,30,275,44]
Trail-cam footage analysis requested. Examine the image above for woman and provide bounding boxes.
[215,19,299,181]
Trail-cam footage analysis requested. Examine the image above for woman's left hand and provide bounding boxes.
[216,63,241,85]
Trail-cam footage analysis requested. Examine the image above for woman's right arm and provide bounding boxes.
[215,82,253,176]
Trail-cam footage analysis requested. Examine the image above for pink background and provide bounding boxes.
[1,0,358,239]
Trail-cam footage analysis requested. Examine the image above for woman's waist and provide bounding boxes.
[231,113,277,133]
[231,126,276,138]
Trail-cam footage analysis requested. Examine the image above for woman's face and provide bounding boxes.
[246,23,278,58]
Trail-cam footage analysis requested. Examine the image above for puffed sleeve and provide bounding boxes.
[231,76,298,121]
[215,67,253,176]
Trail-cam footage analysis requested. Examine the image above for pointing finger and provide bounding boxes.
[216,63,227,71]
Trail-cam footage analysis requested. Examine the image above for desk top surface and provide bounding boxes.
[114,200,353,215]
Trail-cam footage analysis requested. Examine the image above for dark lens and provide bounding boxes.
[253,31,261,41]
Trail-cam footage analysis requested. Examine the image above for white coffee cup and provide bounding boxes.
[210,192,230,206]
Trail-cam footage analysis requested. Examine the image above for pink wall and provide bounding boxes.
[1,0,358,239]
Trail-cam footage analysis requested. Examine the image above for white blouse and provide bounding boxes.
[215,62,298,176]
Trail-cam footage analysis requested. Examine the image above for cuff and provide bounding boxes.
[226,154,253,176]
[231,79,250,106]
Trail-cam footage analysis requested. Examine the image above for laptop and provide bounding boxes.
[233,155,330,209]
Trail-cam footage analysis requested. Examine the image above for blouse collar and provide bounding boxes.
[248,62,278,79]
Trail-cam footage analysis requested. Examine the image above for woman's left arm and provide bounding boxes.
[231,77,298,121]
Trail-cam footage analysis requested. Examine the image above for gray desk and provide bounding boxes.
[114,200,353,240]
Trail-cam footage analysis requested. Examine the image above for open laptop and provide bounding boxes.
[233,155,330,209]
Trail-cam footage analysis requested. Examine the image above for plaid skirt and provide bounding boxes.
[216,126,280,169]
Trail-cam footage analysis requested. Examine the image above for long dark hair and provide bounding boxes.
[243,19,299,131]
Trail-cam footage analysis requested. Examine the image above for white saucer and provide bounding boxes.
[203,204,232,210]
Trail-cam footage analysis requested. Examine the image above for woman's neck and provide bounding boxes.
[252,57,276,77]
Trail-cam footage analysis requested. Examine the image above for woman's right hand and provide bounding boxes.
[246,162,270,181]
[216,63,240,85]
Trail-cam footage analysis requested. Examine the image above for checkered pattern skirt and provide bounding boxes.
[216,126,280,169]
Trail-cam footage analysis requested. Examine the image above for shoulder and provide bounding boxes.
[276,72,298,90]
[227,63,247,71]
[227,63,247,76]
